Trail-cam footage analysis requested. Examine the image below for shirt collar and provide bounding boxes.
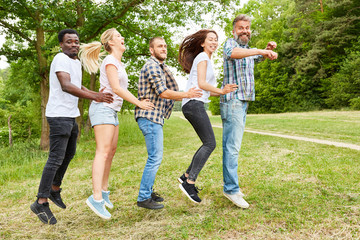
[150,56,165,67]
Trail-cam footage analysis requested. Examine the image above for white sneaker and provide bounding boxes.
[238,190,245,198]
[222,183,245,197]
[223,191,249,208]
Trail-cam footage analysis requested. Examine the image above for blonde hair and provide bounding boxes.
[79,28,117,74]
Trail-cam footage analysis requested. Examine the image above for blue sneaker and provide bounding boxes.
[86,195,111,219]
[102,190,114,209]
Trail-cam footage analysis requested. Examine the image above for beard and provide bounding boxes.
[63,48,79,59]
[67,52,78,58]
[235,33,251,45]
[153,51,166,62]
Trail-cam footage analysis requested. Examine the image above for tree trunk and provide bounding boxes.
[34,10,50,150]
[320,0,323,13]
[8,115,12,146]
[75,1,87,138]
[84,73,97,133]
[77,98,84,140]
[40,77,49,149]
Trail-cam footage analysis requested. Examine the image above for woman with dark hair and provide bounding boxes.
[178,29,238,203]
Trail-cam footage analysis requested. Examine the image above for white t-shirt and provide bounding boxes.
[182,52,216,107]
[98,55,129,111]
[46,53,82,118]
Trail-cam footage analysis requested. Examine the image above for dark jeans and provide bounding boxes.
[37,117,78,198]
[182,100,216,182]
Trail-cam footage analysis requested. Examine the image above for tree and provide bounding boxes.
[218,0,360,113]
[0,0,238,149]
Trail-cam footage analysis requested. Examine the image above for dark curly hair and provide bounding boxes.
[178,29,218,74]
[58,29,79,43]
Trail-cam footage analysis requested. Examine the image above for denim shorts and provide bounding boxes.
[89,102,119,127]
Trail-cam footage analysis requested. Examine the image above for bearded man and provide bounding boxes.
[135,37,202,209]
[220,14,278,208]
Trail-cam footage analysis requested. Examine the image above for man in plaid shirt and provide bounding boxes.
[135,37,202,210]
[221,15,278,209]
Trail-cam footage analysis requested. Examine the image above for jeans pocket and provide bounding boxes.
[220,102,228,120]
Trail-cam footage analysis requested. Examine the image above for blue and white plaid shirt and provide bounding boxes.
[135,56,179,125]
[221,38,263,103]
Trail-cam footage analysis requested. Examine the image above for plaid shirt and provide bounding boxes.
[135,56,179,125]
[220,38,263,103]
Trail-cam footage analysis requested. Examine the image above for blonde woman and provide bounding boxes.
[79,28,154,219]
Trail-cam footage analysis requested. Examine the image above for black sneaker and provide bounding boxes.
[179,181,201,203]
[137,198,164,210]
[30,200,57,225]
[151,191,164,202]
[177,173,187,184]
[49,188,66,209]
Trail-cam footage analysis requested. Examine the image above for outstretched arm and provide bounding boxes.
[57,72,113,103]
[197,61,237,96]
[159,87,202,101]
[106,64,154,110]
[230,47,277,60]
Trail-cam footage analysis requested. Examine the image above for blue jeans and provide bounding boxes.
[182,100,216,181]
[137,118,164,202]
[220,99,248,194]
[37,117,78,198]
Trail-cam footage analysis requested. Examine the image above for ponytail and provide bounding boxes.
[79,42,105,74]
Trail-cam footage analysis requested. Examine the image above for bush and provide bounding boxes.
[208,96,220,115]
[350,97,360,110]
[325,50,360,109]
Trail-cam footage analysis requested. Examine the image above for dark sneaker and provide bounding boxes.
[49,188,66,209]
[177,173,187,184]
[137,198,164,210]
[30,200,57,225]
[179,181,201,203]
[151,191,164,202]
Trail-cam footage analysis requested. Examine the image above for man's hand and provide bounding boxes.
[186,87,202,98]
[94,89,113,103]
[222,84,238,95]
[265,41,277,50]
[260,50,278,60]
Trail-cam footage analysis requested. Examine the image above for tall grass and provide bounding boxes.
[1,111,359,239]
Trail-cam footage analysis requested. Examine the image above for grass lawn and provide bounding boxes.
[0,111,359,239]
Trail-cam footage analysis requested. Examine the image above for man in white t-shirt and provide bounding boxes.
[30,29,113,225]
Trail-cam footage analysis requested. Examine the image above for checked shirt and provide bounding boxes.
[220,38,263,103]
[135,56,179,125]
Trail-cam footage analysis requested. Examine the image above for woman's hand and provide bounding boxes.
[138,99,155,110]
[222,84,238,94]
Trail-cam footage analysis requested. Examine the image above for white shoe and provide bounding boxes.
[238,190,245,198]
[222,183,245,197]
[223,191,249,208]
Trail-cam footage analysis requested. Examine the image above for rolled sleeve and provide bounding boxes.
[223,39,237,60]
[148,66,168,95]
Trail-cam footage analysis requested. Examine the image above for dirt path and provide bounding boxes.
[179,116,360,151]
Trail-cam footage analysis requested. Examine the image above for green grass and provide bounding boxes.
[207,110,360,144]
[1,111,359,239]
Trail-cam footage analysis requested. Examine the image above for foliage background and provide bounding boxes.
[1,0,360,145]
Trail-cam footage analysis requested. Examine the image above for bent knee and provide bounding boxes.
[205,141,216,152]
